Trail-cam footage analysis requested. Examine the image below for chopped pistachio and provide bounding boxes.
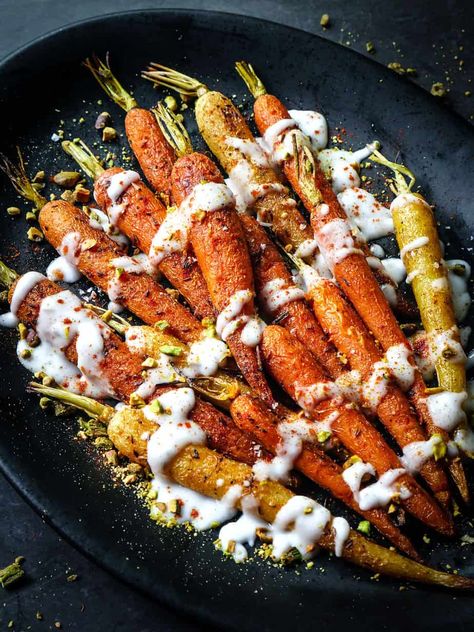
[60,190,75,203]
[20,348,31,359]
[6,206,21,216]
[357,520,371,535]
[18,323,27,340]
[26,226,44,241]
[164,95,178,111]
[165,288,179,299]
[431,82,446,97]
[102,126,118,142]
[317,429,331,443]
[154,320,169,331]
[74,186,90,204]
[104,449,118,465]
[142,356,158,368]
[42,375,54,386]
[320,13,330,27]
[115,267,124,278]
[168,499,181,515]
[53,171,81,188]
[432,437,447,460]
[160,344,183,357]
[81,238,97,251]
[422,534,431,544]
[66,573,78,582]
[129,392,146,408]
[343,454,362,469]
[94,436,113,450]
[149,399,163,414]
[123,473,137,485]
[388,62,405,75]
[406,67,417,76]
[303,505,313,515]
[25,211,37,223]
[366,41,375,54]
[35,612,43,621]
[465,90,472,97]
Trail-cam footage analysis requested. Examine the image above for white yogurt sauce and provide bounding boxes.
[260,278,305,313]
[314,218,363,271]
[46,232,83,283]
[400,435,444,474]
[215,289,265,346]
[149,183,234,267]
[318,143,378,193]
[426,390,467,432]
[337,188,394,241]
[288,109,328,151]
[106,170,141,226]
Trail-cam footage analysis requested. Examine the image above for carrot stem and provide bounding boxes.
[83,54,138,112]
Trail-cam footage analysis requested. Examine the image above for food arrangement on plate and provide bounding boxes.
[1,54,473,591]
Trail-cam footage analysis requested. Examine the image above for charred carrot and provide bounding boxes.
[240,213,343,378]
[293,261,452,507]
[83,55,176,200]
[230,394,420,560]
[62,139,215,321]
[235,62,468,503]
[6,271,264,466]
[30,384,474,589]
[171,152,274,405]
[142,65,318,253]
[260,325,453,535]
[39,200,205,344]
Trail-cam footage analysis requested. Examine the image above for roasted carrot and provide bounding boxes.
[142,66,318,253]
[39,200,205,344]
[260,325,453,535]
[63,151,214,321]
[31,384,474,589]
[171,152,274,405]
[240,213,343,378]
[83,55,176,200]
[9,274,265,466]
[235,63,468,503]
[301,271,452,507]
[230,394,420,560]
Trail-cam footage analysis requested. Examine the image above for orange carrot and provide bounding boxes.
[240,213,343,378]
[10,276,266,466]
[171,153,274,405]
[249,89,467,503]
[230,393,420,560]
[260,325,453,535]
[39,200,204,344]
[94,167,215,320]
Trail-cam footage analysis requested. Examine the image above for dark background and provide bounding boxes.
[1,1,473,630]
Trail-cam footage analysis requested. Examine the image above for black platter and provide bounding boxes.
[0,10,473,631]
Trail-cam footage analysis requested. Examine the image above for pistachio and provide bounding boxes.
[388,62,405,75]
[6,206,21,216]
[20,348,31,359]
[27,227,43,242]
[102,126,118,142]
[123,473,137,485]
[159,344,183,357]
[74,185,90,204]
[95,111,111,129]
[81,238,97,251]
[149,399,164,414]
[142,356,158,368]
[25,211,37,223]
[104,449,118,465]
[129,392,146,408]
[366,41,375,54]
[164,95,178,111]
[357,520,371,535]
[168,499,181,515]
[154,320,169,331]
[53,171,81,189]
[39,397,51,410]
[18,323,27,340]
[320,13,330,27]
[431,82,446,97]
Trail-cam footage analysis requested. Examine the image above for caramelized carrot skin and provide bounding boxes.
[309,278,451,505]
[240,214,343,378]
[261,326,453,535]
[125,108,176,201]
[94,168,215,320]
[171,153,275,405]
[39,201,204,344]
[11,277,265,466]
[254,94,291,130]
[230,394,420,561]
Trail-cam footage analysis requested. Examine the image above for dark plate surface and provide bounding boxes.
[0,9,473,631]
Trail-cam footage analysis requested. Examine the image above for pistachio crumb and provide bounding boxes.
[431,82,446,97]
[320,13,330,27]
[6,206,21,216]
